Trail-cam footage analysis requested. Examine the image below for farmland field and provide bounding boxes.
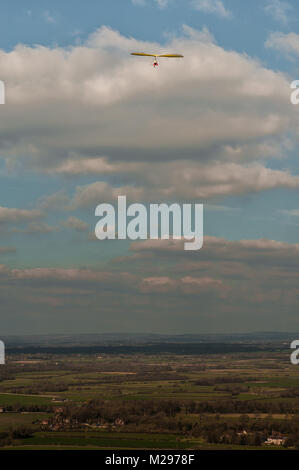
[0,339,298,450]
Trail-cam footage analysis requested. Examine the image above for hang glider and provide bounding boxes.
[131,52,184,67]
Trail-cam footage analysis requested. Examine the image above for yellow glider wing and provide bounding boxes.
[131,53,157,57]
[131,53,184,58]
[157,54,184,58]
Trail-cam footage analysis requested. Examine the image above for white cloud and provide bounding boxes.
[0,25,296,204]
[264,0,292,25]
[43,10,57,24]
[280,209,299,217]
[155,0,170,6]
[191,0,231,18]
[130,236,299,256]
[65,163,299,208]
[140,275,224,293]
[265,31,299,56]
[0,207,42,224]
[131,0,146,5]
[11,222,57,234]
[0,247,16,254]
[131,0,170,7]
[3,235,299,331]
[62,216,89,232]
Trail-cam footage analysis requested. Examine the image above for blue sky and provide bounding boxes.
[0,0,299,334]
[0,0,297,241]
[0,0,297,61]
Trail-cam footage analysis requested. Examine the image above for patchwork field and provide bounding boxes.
[0,343,298,450]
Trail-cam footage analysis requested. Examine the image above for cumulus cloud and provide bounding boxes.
[0,207,42,224]
[64,163,299,208]
[131,0,146,5]
[191,0,231,18]
[43,10,57,24]
[0,24,294,208]
[265,31,299,56]
[156,0,170,6]
[0,264,226,299]
[2,235,299,332]
[264,0,292,25]
[130,235,299,258]
[62,216,89,232]
[10,266,134,284]
[280,209,299,217]
[38,191,70,211]
[11,222,57,234]
[0,24,297,333]
[127,236,299,308]
[127,237,299,286]
[0,247,16,255]
[140,275,224,294]
[131,0,170,7]
[45,156,137,176]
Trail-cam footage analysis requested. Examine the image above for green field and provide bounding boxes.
[0,348,297,450]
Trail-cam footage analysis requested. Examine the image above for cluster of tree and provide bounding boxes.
[57,398,299,423]
[195,399,299,414]
[8,380,69,394]
[61,399,183,425]
[176,364,206,373]
[0,368,16,382]
[3,395,299,418]
[281,388,299,398]
[0,427,34,447]
[194,376,255,386]
[3,404,52,412]
[213,385,249,394]
[4,397,299,448]
[189,414,299,448]
[71,373,186,388]
[33,398,299,448]
[49,398,298,429]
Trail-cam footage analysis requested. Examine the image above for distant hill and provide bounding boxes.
[2,331,297,350]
